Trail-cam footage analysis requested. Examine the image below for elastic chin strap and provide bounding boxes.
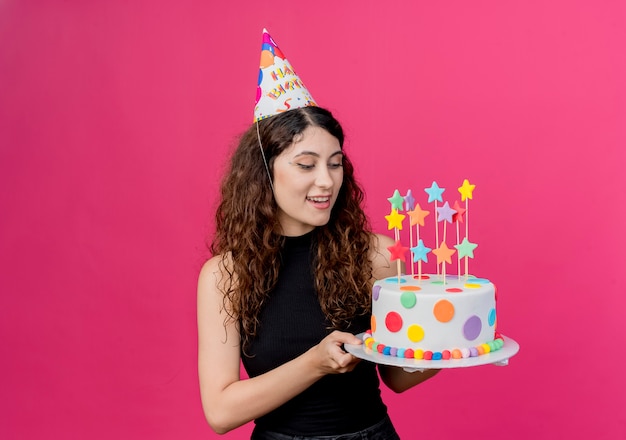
[256,121,275,194]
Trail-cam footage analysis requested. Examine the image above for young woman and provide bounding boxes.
[197,106,439,439]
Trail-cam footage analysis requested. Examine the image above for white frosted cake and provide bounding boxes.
[367,182,509,361]
[364,273,502,360]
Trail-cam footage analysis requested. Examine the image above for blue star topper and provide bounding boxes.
[424,181,445,203]
[411,239,432,263]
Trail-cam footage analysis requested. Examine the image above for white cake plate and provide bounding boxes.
[344,333,519,371]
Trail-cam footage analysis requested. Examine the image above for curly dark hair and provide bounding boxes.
[210,106,373,352]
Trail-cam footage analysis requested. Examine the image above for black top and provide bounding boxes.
[241,231,387,436]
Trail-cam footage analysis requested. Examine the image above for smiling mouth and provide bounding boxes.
[307,196,330,203]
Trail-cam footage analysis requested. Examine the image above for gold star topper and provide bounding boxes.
[458,179,476,202]
[385,209,405,230]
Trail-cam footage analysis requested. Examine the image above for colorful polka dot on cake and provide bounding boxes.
[463,315,482,340]
[400,291,417,308]
[385,312,403,332]
[407,324,424,343]
[433,299,455,322]
[372,285,381,301]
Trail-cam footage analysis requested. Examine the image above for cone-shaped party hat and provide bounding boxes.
[254,29,317,122]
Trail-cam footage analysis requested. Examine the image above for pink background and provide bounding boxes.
[1,1,625,439]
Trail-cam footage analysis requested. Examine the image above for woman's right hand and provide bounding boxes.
[308,330,363,375]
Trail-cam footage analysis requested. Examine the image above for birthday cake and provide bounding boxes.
[364,180,504,361]
[365,274,502,360]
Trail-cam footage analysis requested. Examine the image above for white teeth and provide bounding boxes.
[308,196,330,202]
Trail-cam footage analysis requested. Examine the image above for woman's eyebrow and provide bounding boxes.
[293,150,343,159]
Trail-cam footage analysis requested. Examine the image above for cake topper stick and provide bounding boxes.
[432,242,455,285]
[455,237,478,278]
[452,200,467,279]
[411,238,431,282]
[387,240,409,283]
[408,204,430,282]
[424,182,445,274]
[456,207,461,278]
[403,190,415,275]
[408,223,414,276]
[384,208,404,282]
[386,190,407,282]
[457,179,476,277]
[436,201,457,281]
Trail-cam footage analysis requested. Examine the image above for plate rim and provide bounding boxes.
[344,333,520,370]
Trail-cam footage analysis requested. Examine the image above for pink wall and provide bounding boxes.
[1,1,625,438]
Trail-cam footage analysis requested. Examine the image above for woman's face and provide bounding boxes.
[272,125,343,236]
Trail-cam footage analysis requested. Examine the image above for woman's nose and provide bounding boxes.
[315,166,333,188]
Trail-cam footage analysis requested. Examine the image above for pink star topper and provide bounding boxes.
[387,240,409,263]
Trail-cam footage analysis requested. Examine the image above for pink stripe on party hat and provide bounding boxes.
[253,29,317,122]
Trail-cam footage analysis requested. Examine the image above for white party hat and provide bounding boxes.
[253,29,317,122]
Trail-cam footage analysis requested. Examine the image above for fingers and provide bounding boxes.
[329,351,360,373]
[317,331,362,374]
[329,330,362,346]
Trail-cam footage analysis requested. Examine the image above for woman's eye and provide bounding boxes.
[292,160,342,170]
